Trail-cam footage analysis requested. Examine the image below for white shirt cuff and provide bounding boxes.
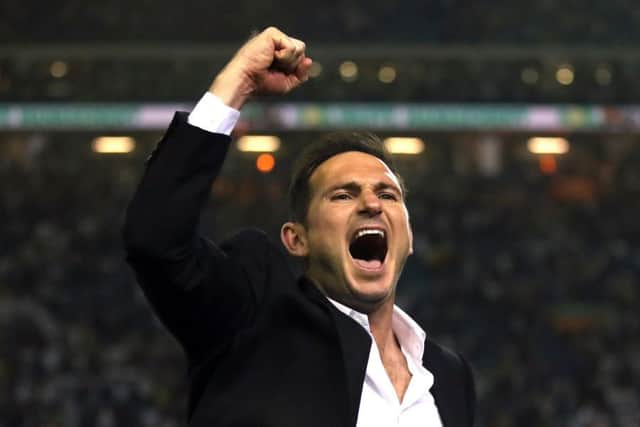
[187,92,240,135]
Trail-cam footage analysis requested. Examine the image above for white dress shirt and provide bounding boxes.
[188,91,241,135]
[328,299,443,427]
[188,93,443,426]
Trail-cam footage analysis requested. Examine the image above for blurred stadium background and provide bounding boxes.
[2,1,640,426]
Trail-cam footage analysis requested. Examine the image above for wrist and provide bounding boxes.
[208,67,254,110]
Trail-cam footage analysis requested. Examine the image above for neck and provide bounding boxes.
[366,298,398,357]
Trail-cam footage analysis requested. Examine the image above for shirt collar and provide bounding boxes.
[326,297,427,363]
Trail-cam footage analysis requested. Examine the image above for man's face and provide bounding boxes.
[302,151,413,313]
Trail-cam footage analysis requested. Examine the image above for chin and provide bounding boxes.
[346,280,394,311]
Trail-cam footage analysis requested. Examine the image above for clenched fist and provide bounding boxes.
[209,27,313,109]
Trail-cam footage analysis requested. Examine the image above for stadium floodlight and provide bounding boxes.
[339,61,358,82]
[556,64,575,86]
[527,137,569,155]
[308,62,323,78]
[378,65,397,84]
[383,137,425,155]
[236,135,281,152]
[92,136,135,153]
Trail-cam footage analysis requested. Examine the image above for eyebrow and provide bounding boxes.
[324,181,403,197]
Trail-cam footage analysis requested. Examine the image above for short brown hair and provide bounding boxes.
[287,131,405,223]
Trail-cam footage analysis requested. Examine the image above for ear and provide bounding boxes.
[280,221,309,257]
[408,223,414,256]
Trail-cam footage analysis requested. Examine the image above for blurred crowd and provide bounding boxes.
[1,0,638,44]
[1,129,639,427]
[3,1,640,106]
[0,54,636,105]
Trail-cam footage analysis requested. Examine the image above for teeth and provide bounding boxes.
[355,229,385,239]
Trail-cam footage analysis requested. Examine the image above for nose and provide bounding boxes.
[357,189,382,216]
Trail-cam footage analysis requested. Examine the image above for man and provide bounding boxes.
[124,27,475,426]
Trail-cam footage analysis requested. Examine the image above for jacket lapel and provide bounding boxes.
[298,277,371,427]
[330,304,371,427]
[423,337,455,427]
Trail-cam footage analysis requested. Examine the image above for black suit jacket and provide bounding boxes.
[123,112,475,427]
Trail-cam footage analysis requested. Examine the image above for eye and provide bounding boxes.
[331,192,353,201]
[378,192,398,201]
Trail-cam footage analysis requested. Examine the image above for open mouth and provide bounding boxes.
[349,228,388,270]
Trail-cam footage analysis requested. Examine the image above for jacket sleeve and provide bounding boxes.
[122,112,268,364]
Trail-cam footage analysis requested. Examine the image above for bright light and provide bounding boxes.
[309,62,323,78]
[339,61,358,82]
[256,153,275,173]
[92,136,135,153]
[527,137,570,154]
[556,65,574,85]
[378,66,397,83]
[236,135,281,152]
[50,61,68,78]
[383,137,425,155]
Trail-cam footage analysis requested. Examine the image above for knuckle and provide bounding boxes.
[265,26,283,39]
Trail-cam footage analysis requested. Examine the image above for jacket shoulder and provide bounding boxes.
[216,227,298,295]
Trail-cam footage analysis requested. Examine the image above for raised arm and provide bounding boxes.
[122,27,311,363]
